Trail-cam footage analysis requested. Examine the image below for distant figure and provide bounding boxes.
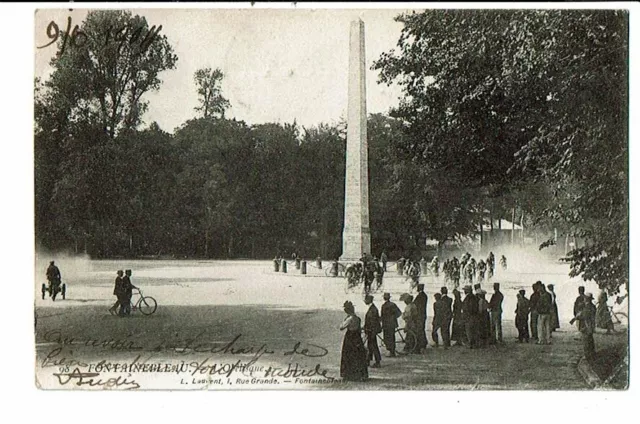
[431,293,443,346]
[430,256,440,277]
[316,256,322,269]
[500,255,507,271]
[477,259,487,282]
[109,270,125,316]
[339,301,369,382]
[380,293,402,357]
[380,251,388,272]
[487,252,495,278]
[413,284,428,352]
[46,261,62,301]
[273,257,280,272]
[515,289,531,343]
[548,284,560,334]
[451,257,461,289]
[420,257,428,275]
[596,290,615,334]
[363,295,382,368]
[570,293,597,362]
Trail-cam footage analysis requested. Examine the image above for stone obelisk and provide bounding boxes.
[340,19,371,261]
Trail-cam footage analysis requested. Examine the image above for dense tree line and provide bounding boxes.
[35,10,628,294]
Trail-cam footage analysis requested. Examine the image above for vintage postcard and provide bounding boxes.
[33,4,630,391]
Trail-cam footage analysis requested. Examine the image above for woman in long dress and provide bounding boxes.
[596,290,614,333]
[339,301,369,382]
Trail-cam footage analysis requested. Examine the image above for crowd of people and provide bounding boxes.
[338,278,620,382]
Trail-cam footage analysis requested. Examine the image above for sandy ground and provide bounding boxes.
[33,255,628,391]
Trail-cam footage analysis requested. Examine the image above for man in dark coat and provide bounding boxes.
[570,292,597,362]
[380,251,388,272]
[413,284,428,353]
[364,295,382,367]
[46,261,62,300]
[515,289,530,342]
[380,293,401,357]
[110,270,125,315]
[488,282,504,344]
[431,293,443,346]
[529,282,541,341]
[439,286,453,347]
[461,285,479,349]
[121,269,137,316]
[548,283,560,334]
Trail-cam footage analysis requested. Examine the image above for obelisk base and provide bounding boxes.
[340,227,371,262]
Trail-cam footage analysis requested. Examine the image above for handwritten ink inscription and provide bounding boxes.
[38,329,336,389]
[37,15,163,57]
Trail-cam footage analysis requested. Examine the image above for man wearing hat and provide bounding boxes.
[461,285,479,348]
[573,286,586,338]
[536,282,553,345]
[364,295,382,367]
[413,284,428,352]
[570,292,597,362]
[381,293,402,356]
[440,287,453,347]
[529,282,541,341]
[488,282,504,344]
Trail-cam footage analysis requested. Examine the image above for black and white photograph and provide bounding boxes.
[26,3,631,392]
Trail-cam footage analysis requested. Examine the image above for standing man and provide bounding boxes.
[515,289,530,343]
[380,293,402,357]
[121,269,137,316]
[536,283,553,345]
[380,251,388,272]
[461,285,479,349]
[364,295,382,368]
[529,282,541,341]
[110,270,125,316]
[431,293,443,346]
[488,282,504,344]
[439,287,453,348]
[413,284,428,353]
[573,286,586,334]
[570,293,597,362]
[548,284,560,335]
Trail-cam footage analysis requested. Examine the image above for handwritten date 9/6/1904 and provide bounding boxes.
[37,15,162,58]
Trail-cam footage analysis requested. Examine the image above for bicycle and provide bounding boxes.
[41,279,66,301]
[362,327,418,354]
[609,305,628,325]
[325,262,346,278]
[129,288,158,315]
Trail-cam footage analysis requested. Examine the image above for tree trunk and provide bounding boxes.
[129,234,133,255]
[227,233,234,258]
[564,233,569,255]
[205,229,209,258]
[520,212,524,246]
[511,206,516,245]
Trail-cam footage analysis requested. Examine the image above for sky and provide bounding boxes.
[34,7,416,133]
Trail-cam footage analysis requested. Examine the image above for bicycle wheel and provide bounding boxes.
[396,328,417,354]
[139,296,157,315]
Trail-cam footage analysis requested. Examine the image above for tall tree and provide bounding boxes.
[194,67,231,119]
[373,9,628,292]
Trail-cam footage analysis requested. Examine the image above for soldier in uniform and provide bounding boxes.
[515,289,530,343]
[488,282,504,344]
[380,293,402,357]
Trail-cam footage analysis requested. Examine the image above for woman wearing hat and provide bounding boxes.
[339,301,369,382]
